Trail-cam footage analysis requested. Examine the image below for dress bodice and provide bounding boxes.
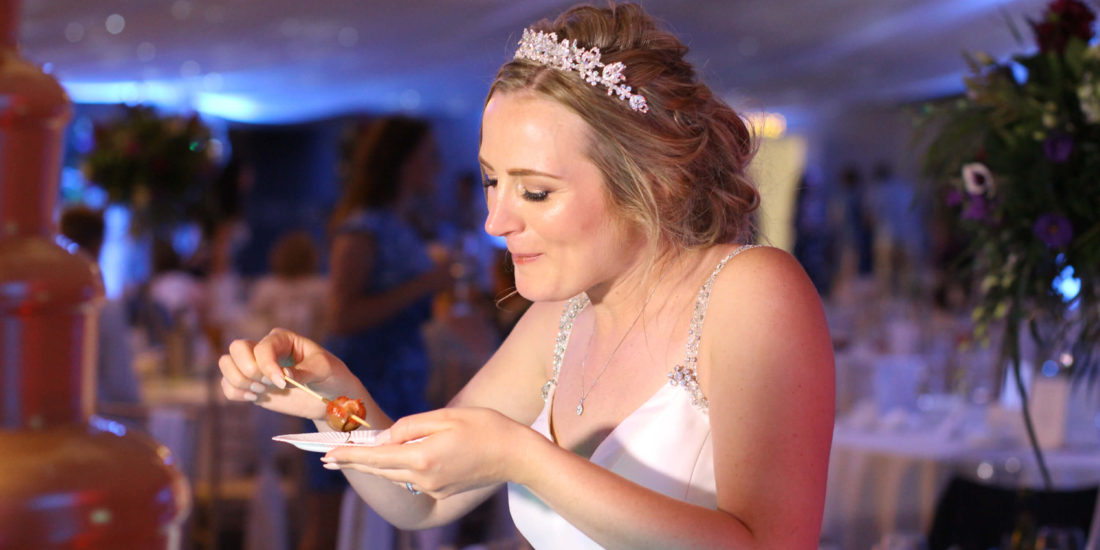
[507,245,757,549]
[323,208,434,420]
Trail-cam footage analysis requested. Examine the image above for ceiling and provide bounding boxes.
[17,0,1052,125]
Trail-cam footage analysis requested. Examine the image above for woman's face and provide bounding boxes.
[479,91,643,302]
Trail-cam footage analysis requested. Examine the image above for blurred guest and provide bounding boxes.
[248,230,328,341]
[59,206,142,409]
[197,154,256,346]
[829,163,875,298]
[423,285,500,410]
[867,161,926,296]
[792,173,835,295]
[136,239,205,377]
[296,116,452,550]
[438,171,498,298]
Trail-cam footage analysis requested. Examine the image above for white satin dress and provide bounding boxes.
[507,245,756,549]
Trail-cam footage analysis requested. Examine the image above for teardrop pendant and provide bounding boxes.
[576,402,584,415]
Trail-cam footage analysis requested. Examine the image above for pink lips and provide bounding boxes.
[511,252,541,265]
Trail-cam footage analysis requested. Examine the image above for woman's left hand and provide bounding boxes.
[321,407,539,498]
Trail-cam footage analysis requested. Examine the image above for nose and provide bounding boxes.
[484,188,521,237]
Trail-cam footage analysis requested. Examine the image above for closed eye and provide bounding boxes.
[521,187,549,202]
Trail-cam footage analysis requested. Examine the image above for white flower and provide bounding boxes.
[1085,44,1100,62]
[1078,75,1100,124]
[962,162,996,196]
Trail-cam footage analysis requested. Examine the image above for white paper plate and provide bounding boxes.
[273,430,390,453]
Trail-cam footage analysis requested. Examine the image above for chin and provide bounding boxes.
[513,278,576,304]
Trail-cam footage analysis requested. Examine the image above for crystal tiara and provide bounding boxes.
[514,28,650,113]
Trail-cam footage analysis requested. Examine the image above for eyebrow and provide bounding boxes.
[478,157,563,180]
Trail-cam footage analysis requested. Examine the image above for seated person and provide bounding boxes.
[59,206,142,410]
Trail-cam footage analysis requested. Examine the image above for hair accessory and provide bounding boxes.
[514,28,649,113]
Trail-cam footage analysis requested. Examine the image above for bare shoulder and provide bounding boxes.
[700,244,834,398]
[708,245,827,331]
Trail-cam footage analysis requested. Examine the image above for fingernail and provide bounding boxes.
[274,370,287,389]
[250,382,266,394]
[320,455,334,463]
[261,376,272,385]
[243,391,259,401]
[323,463,340,470]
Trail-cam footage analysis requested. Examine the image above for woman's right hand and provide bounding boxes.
[218,327,361,420]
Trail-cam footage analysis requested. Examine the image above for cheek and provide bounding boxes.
[539,198,610,244]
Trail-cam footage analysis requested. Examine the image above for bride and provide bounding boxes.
[219,3,834,548]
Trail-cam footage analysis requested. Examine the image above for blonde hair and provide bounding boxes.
[487,2,760,254]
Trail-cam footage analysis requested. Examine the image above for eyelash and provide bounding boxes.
[481,177,550,202]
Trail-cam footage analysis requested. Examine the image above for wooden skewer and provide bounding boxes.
[282,371,326,401]
[282,369,371,429]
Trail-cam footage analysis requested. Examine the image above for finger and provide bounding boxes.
[387,410,457,444]
[218,353,253,391]
[319,457,401,479]
[252,330,291,389]
[323,442,427,473]
[226,339,270,386]
[221,377,258,402]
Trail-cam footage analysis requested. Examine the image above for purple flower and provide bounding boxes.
[945,188,964,207]
[1033,213,1074,248]
[1043,132,1074,163]
[962,195,990,221]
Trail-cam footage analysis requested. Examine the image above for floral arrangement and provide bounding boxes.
[920,0,1099,486]
[81,105,214,228]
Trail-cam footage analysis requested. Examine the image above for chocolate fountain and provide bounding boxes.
[0,0,190,546]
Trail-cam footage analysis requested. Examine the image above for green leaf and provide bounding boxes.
[1066,51,1085,83]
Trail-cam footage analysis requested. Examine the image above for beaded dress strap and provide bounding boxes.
[667,244,759,412]
[543,294,590,401]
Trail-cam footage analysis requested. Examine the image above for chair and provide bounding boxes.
[927,476,1098,550]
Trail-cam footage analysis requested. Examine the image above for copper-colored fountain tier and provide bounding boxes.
[0,422,190,547]
[0,0,190,546]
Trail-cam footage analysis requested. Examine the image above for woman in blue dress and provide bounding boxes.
[299,115,453,550]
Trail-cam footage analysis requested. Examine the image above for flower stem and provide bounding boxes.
[1004,317,1053,490]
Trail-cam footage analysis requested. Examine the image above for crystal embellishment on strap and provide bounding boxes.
[544,294,590,401]
[514,29,650,113]
[667,244,760,412]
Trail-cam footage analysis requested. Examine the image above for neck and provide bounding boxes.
[590,246,731,329]
[585,246,683,325]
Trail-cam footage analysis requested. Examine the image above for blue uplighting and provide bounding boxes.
[1011,62,1029,84]
[64,80,186,107]
[90,415,128,437]
[1054,263,1081,303]
[194,93,260,121]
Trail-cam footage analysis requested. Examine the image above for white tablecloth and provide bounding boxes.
[822,424,1100,550]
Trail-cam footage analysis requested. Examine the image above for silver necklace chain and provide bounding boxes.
[576,282,661,416]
